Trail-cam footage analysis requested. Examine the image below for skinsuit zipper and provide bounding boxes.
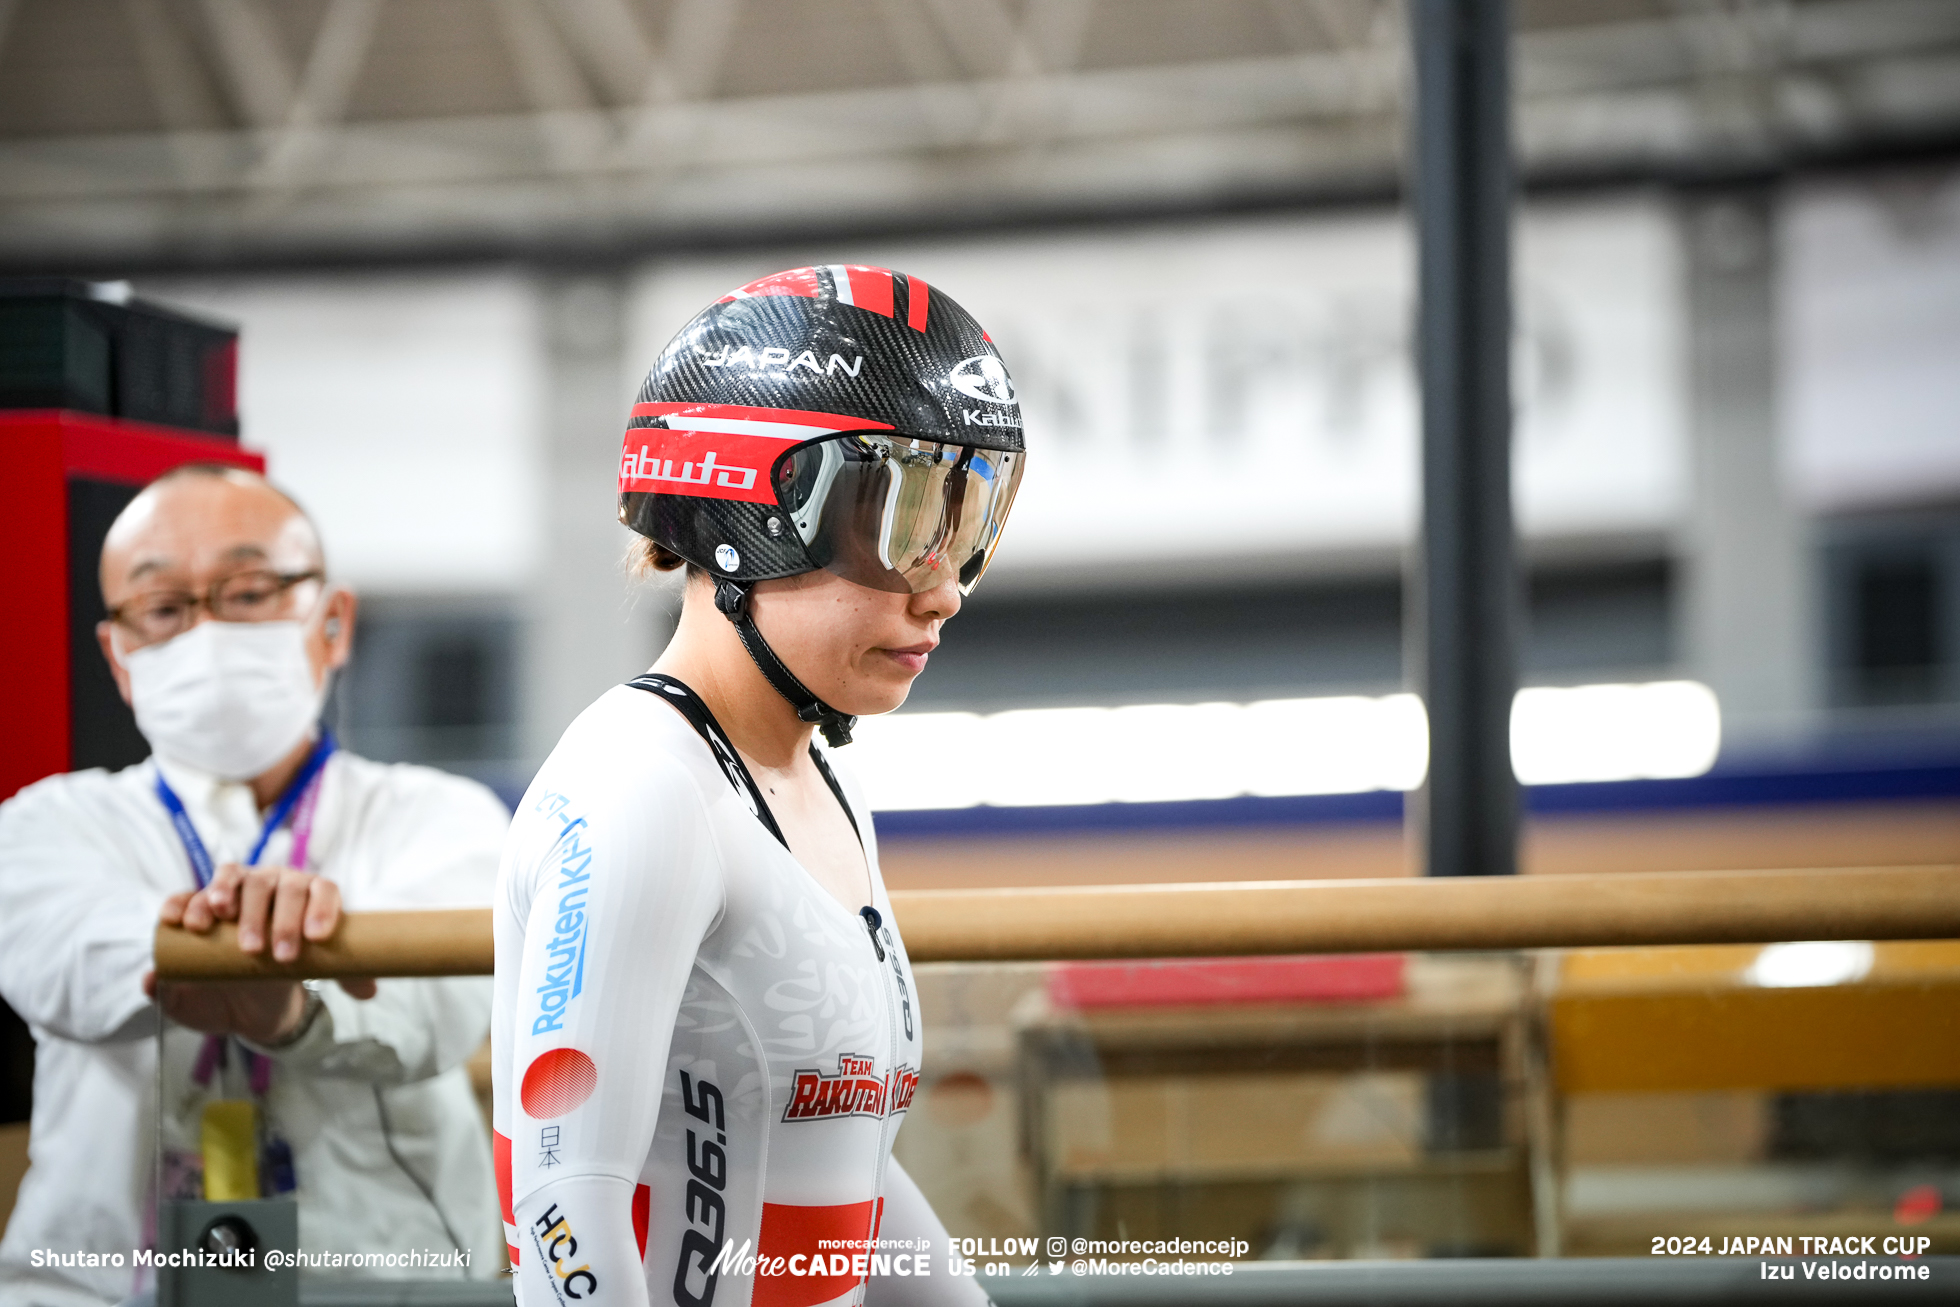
[861,905,901,1304]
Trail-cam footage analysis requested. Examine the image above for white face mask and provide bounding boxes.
[124,620,326,781]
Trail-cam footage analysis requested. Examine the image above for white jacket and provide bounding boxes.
[0,750,508,1307]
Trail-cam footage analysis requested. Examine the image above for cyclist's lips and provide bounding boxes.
[880,642,936,674]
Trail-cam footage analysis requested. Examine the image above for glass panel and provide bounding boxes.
[899,955,1541,1265]
[129,941,1957,1303]
[1548,940,1960,1259]
[891,944,1960,1281]
[148,1003,306,1305]
[143,996,498,1305]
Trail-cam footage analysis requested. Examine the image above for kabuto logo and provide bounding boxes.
[622,445,759,493]
[962,409,1019,429]
[949,355,1017,406]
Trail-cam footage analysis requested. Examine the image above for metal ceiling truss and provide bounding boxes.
[0,0,1955,266]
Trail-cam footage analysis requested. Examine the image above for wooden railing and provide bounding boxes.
[152,864,1960,979]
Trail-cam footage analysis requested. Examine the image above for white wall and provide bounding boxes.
[140,270,546,593]
[1782,167,1960,513]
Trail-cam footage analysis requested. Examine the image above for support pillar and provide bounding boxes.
[522,274,672,766]
[1406,0,1520,878]
[1680,192,1813,750]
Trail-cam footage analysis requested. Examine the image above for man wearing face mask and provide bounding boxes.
[0,464,507,1307]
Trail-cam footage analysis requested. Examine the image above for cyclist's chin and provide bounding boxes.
[831,662,919,719]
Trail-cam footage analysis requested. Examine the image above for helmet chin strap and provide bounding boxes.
[714,581,857,748]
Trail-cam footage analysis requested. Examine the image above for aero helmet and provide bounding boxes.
[619,265,1027,746]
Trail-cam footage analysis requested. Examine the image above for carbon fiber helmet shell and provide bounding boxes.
[618,265,1023,585]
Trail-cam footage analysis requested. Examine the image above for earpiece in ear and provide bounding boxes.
[325,617,342,639]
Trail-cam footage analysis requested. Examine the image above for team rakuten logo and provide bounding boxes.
[782,1053,919,1122]
[697,343,865,377]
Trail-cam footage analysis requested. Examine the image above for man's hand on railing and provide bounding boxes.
[144,861,377,1042]
[177,862,350,964]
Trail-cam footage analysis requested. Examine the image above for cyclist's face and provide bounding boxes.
[96,473,355,705]
[747,566,961,718]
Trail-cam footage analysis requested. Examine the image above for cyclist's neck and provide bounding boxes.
[651,591,814,770]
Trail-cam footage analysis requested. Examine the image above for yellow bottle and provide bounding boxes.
[200,1100,260,1202]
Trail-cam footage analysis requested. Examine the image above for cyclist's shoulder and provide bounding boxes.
[513,683,726,842]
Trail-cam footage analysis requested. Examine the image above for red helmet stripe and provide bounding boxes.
[905,275,930,331]
[721,267,821,301]
[633,402,893,430]
[843,266,895,318]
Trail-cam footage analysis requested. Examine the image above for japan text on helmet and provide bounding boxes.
[617,265,1026,597]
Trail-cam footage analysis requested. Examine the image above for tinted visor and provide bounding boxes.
[773,433,1024,595]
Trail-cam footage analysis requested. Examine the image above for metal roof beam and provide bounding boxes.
[257,0,386,184]
[195,0,298,129]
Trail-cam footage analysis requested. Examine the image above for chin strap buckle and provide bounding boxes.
[714,580,750,619]
[713,579,858,748]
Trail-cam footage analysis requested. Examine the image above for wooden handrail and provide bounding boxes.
[153,908,494,981]
[149,864,1960,980]
[896,864,1960,962]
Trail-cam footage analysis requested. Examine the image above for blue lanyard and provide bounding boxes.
[154,731,337,889]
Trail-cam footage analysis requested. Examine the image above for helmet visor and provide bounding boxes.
[773,433,1024,595]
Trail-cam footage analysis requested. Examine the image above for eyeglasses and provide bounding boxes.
[106,569,325,648]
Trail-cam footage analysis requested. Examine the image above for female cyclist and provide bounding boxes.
[492,266,1025,1307]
